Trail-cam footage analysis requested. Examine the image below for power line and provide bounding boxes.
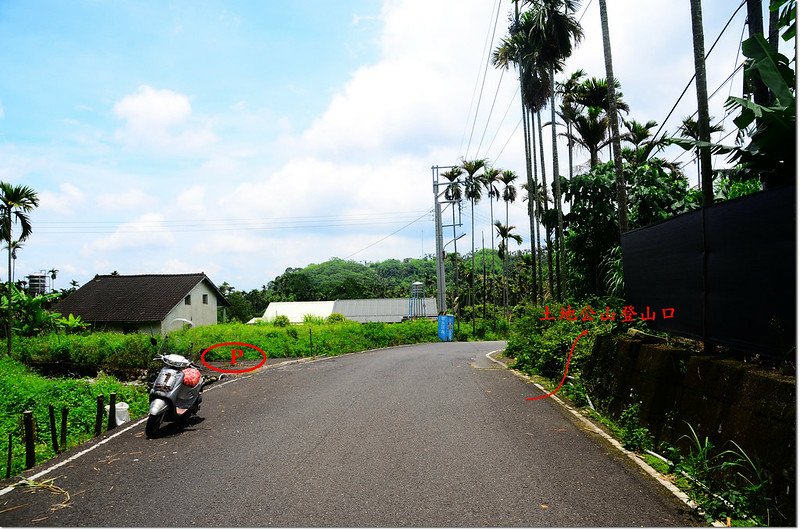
[475,68,506,157]
[344,210,433,259]
[577,0,593,23]
[646,0,747,150]
[492,117,523,162]
[482,85,520,159]
[34,211,431,235]
[465,0,504,159]
[459,0,504,155]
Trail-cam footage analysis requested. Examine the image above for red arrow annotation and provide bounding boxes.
[526,329,589,402]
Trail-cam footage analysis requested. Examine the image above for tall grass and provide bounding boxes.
[171,320,438,361]
[10,319,439,372]
[0,356,149,477]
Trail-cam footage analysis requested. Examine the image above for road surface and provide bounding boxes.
[0,341,699,526]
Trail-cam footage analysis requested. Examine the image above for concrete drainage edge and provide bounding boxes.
[484,349,725,528]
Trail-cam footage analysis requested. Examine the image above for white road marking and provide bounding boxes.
[484,349,724,526]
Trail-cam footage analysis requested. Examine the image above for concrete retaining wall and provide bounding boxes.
[583,336,795,522]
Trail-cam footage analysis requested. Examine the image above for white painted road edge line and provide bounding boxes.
[0,371,257,498]
[0,416,147,497]
[484,349,725,527]
[0,348,375,498]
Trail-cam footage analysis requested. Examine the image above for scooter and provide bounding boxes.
[145,336,221,438]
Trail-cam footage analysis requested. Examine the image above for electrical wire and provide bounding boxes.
[577,0,593,23]
[34,211,431,235]
[474,68,506,158]
[482,85,520,159]
[459,0,504,156]
[492,117,523,163]
[465,0,504,159]
[646,0,747,151]
[344,209,433,259]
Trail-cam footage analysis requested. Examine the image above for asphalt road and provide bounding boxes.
[0,341,700,527]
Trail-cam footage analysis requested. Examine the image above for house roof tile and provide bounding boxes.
[53,273,229,323]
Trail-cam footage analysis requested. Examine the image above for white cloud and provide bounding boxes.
[113,85,215,153]
[38,183,85,215]
[96,189,153,212]
[82,213,175,254]
[175,185,207,218]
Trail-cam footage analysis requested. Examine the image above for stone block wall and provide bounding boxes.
[583,336,795,523]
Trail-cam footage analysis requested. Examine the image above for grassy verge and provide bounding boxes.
[170,319,438,361]
[10,319,439,373]
[503,303,776,526]
[0,356,149,478]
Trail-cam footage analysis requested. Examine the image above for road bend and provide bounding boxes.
[0,341,699,526]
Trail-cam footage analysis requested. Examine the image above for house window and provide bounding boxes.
[185,295,191,305]
[203,294,208,304]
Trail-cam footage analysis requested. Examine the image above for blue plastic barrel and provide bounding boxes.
[437,315,455,342]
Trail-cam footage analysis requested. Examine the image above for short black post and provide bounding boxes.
[107,393,117,431]
[48,404,59,454]
[23,411,34,469]
[60,407,68,451]
[6,432,12,478]
[94,395,104,437]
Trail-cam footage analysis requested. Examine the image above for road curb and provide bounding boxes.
[485,350,724,527]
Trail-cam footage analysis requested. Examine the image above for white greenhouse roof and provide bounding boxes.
[251,298,438,324]
[259,301,336,324]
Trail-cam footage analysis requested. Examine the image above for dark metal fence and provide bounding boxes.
[621,185,796,358]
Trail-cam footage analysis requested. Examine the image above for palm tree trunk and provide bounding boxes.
[746,0,770,106]
[6,209,12,357]
[536,110,555,298]
[520,96,538,305]
[470,198,475,333]
[530,108,544,303]
[689,0,714,207]
[549,71,564,300]
[567,120,574,205]
[599,0,629,233]
[488,196,495,307]
[768,2,780,52]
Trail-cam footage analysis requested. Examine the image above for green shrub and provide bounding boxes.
[620,402,654,451]
[505,302,620,379]
[303,314,326,325]
[272,315,291,327]
[326,313,348,324]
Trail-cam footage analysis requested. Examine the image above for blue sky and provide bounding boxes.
[0,0,787,292]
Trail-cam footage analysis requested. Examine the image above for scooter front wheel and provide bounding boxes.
[145,411,165,438]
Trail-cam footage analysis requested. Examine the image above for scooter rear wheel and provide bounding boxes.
[145,411,164,438]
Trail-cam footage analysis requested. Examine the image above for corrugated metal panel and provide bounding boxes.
[333,298,438,323]
[263,301,335,324]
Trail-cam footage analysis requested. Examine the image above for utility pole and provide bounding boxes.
[432,165,447,314]
[431,165,463,317]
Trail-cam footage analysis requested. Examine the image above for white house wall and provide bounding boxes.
[161,281,219,334]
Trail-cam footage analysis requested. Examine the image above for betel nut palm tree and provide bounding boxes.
[494,221,523,316]
[482,166,501,278]
[0,182,39,356]
[461,159,486,318]
[520,0,583,300]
